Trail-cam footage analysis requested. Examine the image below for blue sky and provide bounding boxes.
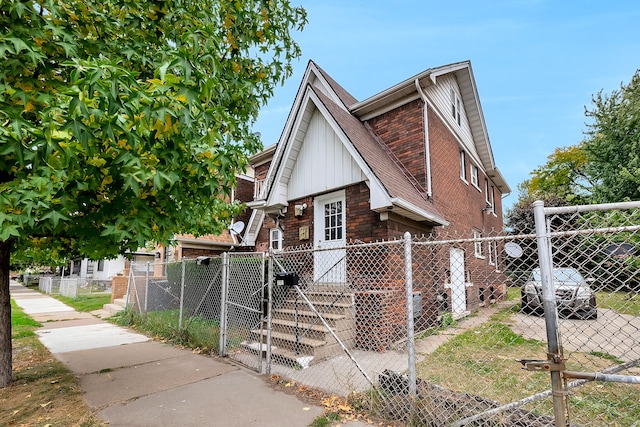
[252,1,640,210]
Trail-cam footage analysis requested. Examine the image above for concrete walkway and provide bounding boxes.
[10,282,371,427]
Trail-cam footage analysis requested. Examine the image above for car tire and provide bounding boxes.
[576,309,598,320]
[522,295,533,314]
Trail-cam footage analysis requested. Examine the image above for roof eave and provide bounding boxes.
[350,61,471,118]
[386,198,450,226]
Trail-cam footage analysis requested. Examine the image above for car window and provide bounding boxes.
[554,268,582,281]
[531,268,584,282]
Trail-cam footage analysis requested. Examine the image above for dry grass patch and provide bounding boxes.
[415,306,640,425]
[0,300,104,427]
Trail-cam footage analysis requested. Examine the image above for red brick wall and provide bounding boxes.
[368,99,427,189]
[182,247,224,259]
[280,196,314,247]
[428,107,503,234]
[426,107,507,309]
[254,162,270,181]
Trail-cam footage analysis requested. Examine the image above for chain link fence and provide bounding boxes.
[523,200,640,426]
[38,276,111,297]
[122,200,639,426]
[127,254,267,369]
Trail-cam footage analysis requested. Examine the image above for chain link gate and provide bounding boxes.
[527,200,640,426]
[126,254,268,371]
[218,252,267,371]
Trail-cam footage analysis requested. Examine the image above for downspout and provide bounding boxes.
[415,79,433,198]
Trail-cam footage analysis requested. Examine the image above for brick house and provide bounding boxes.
[242,60,511,320]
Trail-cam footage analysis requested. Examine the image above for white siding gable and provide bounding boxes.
[288,108,366,200]
[426,74,479,163]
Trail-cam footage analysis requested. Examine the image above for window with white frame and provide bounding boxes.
[493,241,501,271]
[270,228,283,250]
[470,164,479,187]
[491,186,496,213]
[485,179,490,205]
[488,240,495,265]
[473,229,484,258]
[451,87,461,125]
[460,151,467,181]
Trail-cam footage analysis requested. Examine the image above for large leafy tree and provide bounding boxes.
[509,69,640,231]
[519,145,593,204]
[0,0,306,387]
[583,70,640,203]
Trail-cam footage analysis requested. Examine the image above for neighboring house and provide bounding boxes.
[67,257,127,281]
[242,60,511,316]
[67,252,157,281]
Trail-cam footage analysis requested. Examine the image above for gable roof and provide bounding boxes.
[253,60,509,229]
[312,88,447,224]
[350,61,510,193]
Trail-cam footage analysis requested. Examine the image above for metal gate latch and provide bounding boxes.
[517,355,566,372]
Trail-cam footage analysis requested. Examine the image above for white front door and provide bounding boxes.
[449,247,467,314]
[314,191,346,283]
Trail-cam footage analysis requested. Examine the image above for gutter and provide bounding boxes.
[415,78,433,198]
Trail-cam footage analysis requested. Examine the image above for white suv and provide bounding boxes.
[522,267,597,320]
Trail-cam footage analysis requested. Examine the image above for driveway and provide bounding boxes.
[510,308,640,364]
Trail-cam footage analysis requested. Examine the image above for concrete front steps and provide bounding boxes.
[93,297,127,318]
[244,286,356,368]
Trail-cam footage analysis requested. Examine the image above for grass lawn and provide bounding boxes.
[414,302,640,426]
[0,300,105,426]
[54,293,112,312]
[597,290,640,316]
[113,309,221,353]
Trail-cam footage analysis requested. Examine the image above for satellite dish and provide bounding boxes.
[504,242,524,258]
[229,221,245,235]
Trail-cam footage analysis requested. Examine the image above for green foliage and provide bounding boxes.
[113,308,220,352]
[10,299,41,338]
[9,237,70,270]
[583,70,640,203]
[510,69,640,224]
[0,0,307,259]
[597,290,640,316]
[439,312,457,328]
[521,145,593,203]
[54,293,111,312]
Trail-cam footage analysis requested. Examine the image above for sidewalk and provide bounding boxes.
[10,282,370,427]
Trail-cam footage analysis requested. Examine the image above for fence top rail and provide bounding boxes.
[539,200,640,215]
[277,238,405,255]
[413,232,537,246]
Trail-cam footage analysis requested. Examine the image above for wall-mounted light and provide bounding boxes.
[294,203,307,217]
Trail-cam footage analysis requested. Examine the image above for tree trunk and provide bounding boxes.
[0,239,12,388]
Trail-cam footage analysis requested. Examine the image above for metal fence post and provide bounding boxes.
[219,252,229,357]
[266,250,273,375]
[404,232,417,398]
[533,200,567,427]
[144,262,150,313]
[178,259,186,331]
[125,265,133,308]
